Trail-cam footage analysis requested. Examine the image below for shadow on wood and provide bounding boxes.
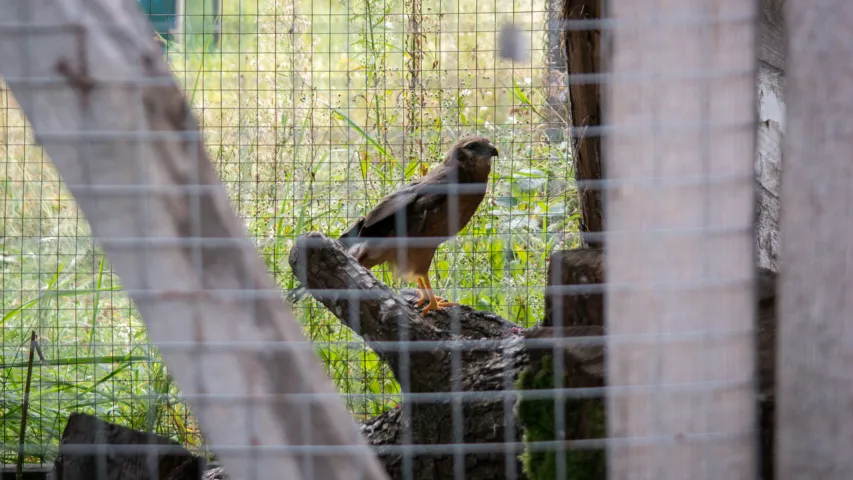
[51,413,221,480]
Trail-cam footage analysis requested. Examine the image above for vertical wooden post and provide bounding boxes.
[563,0,604,248]
[778,1,853,478]
[604,0,759,478]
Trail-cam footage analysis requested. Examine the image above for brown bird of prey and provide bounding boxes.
[339,135,499,315]
[288,135,499,315]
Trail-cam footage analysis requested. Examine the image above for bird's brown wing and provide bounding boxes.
[345,157,491,242]
[337,179,426,244]
[358,167,457,237]
[360,179,424,231]
[343,166,475,278]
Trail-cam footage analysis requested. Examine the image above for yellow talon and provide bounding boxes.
[416,275,458,315]
[421,295,439,316]
[415,278,429,308]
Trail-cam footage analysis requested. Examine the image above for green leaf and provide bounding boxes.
[512,81,533,107]
[436,260,450,276]
[404,158,420,179]
[506,216,537,232]
[325,103,395,163]
[512,80,545,118]
[512,168,548,193]
[544,201,567,218]
[359,150,370,181]
[494,196,520,208]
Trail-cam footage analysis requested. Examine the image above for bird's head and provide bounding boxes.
[449,135,499,173]
[458,135,500,160]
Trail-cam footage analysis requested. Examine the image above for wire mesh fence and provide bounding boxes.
[0,0,796,478]
[4,0,572,469]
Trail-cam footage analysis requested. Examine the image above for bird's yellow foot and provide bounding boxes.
[419,295,459,316]
[415,289,430,308]
[420,295,441,316]
[415,277,431,308]
[416,276,458,315]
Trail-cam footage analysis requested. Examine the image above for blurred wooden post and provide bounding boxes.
[604,1,759,478]
[778,1,853,478]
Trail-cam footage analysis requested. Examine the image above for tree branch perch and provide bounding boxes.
[288,237,782,479]
[288,233,611,479]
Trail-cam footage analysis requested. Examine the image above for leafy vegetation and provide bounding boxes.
[0,0,575,463]
[515,355,606,479]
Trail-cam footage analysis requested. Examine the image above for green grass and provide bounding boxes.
[0,0,576,463]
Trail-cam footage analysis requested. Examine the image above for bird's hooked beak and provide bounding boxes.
[489,144,500,157]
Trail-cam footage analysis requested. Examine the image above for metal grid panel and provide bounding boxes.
[0,0,768,479]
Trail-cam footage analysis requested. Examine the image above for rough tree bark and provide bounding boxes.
[755,0,785,273]
[544,249,603,329]
[561,0,603,248]
[289,234,780,479]
[289,233,608,479]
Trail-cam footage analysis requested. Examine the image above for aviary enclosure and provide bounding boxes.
[2,0,827,478]
[3,0,576,472]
